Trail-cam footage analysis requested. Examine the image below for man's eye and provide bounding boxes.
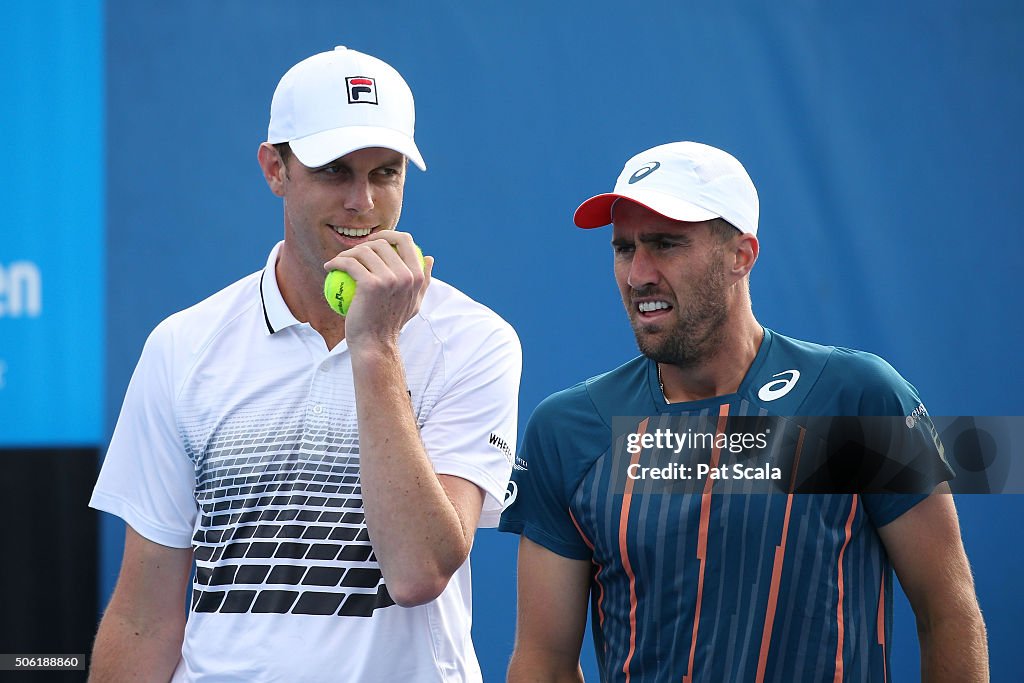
[377,167,400,177]
[319,165,343,175]
[613,244,635,255]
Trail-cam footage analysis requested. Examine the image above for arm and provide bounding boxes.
[507,536,592,682]
[877,484,989,682]
[351,338,485,606]
[334,233,488,606]
[89,525,193,682]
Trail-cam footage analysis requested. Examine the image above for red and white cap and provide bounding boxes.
[574,141,757,234]
[267,46,426,170]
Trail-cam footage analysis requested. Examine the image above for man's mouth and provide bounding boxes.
[330,225,374,238]
[637,300,671,313]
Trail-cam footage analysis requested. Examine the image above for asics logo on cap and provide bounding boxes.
[346,76,378,105]
[628,161,661,184]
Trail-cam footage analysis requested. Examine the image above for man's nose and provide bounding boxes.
[343,178,374,213]
[627,247,659,289]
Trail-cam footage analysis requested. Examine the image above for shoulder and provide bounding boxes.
[748,329,924,416]
[529,356,650,434]
[142,270,264,369]
[153,270,262,338]
[768,330,923,416]
[583,355,650,393]
[768,330,904,385]
[823,346,909,390]
[517,380,607,491]
[530,381,599,430]
[419,278,517,331]
[413,277,521,353]
[818,345,921,413]
[772,331,909,389]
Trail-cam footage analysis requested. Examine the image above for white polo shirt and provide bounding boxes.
[91,242,522,682]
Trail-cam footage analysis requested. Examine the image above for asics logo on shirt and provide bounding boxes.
[504,481,519,508]
[757,370,801,401]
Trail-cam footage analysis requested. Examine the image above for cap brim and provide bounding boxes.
[287,125,426,171]
[573,194,619,229]
[573,189,719,228]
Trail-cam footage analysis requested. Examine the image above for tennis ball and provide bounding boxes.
[324,243,425,317]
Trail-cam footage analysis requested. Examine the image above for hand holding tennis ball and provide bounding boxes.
[324,242,425,317]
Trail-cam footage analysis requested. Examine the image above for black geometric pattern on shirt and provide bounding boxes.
[191,575,395,617]
[188,426,394,617]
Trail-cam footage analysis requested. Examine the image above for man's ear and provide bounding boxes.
[257,142,288,197]
[731,233,759,277]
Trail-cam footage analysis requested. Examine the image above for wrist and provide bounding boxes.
[349,341,404,381]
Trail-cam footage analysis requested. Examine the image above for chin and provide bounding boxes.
[631,317,667,338]
[633,333,663,357]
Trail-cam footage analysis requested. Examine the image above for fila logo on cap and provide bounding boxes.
[628,161,661,184]
[346,76,378,105]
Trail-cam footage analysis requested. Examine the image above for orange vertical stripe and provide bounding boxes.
[833,496,859,683]
[618,417,648,682]
[569,508,607,629]
[592,561,607,632]
[569,508,595,552]
[755,428,805,682]
[787,426,806,494]
[682,404,730,683]
[877,570,888,682]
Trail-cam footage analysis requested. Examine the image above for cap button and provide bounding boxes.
[334,45,347,52]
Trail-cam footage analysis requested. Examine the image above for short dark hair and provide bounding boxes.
[708,217,741,243]
[273,142,293,167]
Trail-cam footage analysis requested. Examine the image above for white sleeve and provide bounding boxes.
[420,319,522,528]
[89,320,197,548]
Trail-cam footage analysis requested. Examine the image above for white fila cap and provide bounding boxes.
[574,141,758,235]
[267,46,426,170]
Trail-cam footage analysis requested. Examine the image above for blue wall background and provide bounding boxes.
[1,1,103,445]
[6,0,1019,680]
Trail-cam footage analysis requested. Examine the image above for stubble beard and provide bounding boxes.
[630,257,730,369]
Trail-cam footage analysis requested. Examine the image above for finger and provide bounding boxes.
[324,237,397,273]
[362,237,410,275]
[323,254,373,282]
[391,233,423,273]
[367,230,411,249]
[418,255,434,298]
[363,231,421,274]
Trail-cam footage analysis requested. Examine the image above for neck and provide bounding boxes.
[657,314,763,403]
[275,243,347,350]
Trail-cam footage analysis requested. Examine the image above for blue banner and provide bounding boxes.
[0,2,103,445]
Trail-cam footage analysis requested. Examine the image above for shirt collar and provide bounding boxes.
[259,241,302,334]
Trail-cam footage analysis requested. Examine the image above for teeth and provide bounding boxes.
[638,301,670,313]
[332,225,373,237]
